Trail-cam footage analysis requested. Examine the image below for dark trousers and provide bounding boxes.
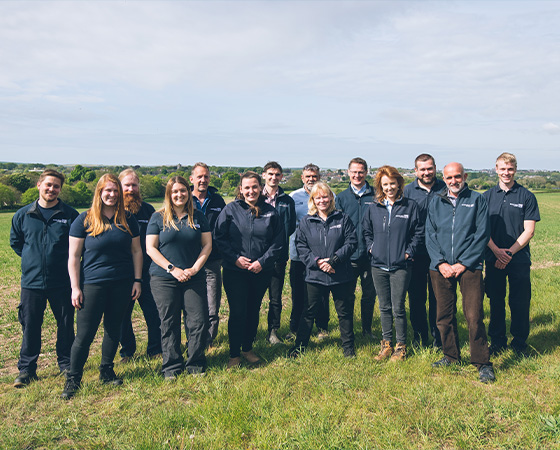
[408,253,441,346]
[485,263,531,350]
[205,259,223,343]
[267,260,287,332]
[119,272,162,357]
[68,280,132,379]
[223,268,272,358]
[295,282,355,352]
[151,275,208,376]
[349,255,377,334]
[430,269,491,368]
[18,287,75,374]
[289,260,329,333]
[372,267,411,344]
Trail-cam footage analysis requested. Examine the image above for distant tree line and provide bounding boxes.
[0,161,558,209]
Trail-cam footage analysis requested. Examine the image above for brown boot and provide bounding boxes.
[241,350,261,364]
[226,357,241,370]
[374,340,394,361]
[390,343,407,361]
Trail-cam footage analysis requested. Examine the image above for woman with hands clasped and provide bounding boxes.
[214,172,284,369]
[288,182,358,358]
[362,165,423,362]
[146,176,212,379]
[62,174,143,400]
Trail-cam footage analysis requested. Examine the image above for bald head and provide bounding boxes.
[443,162,467,197]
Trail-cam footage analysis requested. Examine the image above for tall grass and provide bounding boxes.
[1,193,559,449]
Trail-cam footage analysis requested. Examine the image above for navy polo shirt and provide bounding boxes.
[483,181,540,265]
[70,211,140,284]
[147,209,211,280]
[133,201,156,274]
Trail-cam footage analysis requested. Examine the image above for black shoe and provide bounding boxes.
[61,377,81,400]
[288,346,304,358]
[284,331,296,342]
[14,371,37,388]
[99,367,123,386]
[362,330,378,340]
[432,356,456,368]
[478,364,496,383]
[511,345,529,358]
[343,348,356,358]
[489,343,507,356]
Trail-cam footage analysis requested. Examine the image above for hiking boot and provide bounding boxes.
[14,371,37,388]
[288,346,304,358]
[317,329,329,341]
[268,329,282,345]
[226,357,241,370]
[99,367,123,386]
[61,376,81,400]
[478,364,496,384]
[343,347,356,358]
[241,350,261,364]
[390,343,407,361]
[374,340,394,361]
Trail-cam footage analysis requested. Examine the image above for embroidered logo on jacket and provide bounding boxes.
[509,203,523,208]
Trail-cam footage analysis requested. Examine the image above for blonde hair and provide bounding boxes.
[118,168,139,182]
[85,173,132,237]
[496,152,517,169]
[374,165,404,203]
[158,176,195,231]
[308,182,335,216]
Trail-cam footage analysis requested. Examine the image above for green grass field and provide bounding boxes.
[1,193,559,449]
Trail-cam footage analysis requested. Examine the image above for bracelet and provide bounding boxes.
[134,278,142,283]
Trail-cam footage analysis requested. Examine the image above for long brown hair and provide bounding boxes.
[374,165,404,202]
[158,176,195,230]
[85,173,132,237]
[235,171,265,217]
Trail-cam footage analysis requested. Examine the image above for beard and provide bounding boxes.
[124,191,143,214]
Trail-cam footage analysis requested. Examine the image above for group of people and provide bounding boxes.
[9,152,539,399]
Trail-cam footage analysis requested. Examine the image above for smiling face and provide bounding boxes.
[190,166,210,195]
[443,163,467,197]
[381,176,399,202]
[496,160,516,188]
[171,182,189,209]
[348,163,366,189]
[263,168,283,190]
[240,176,262,206]
[37,176,62,206]
[301,169,320,193]
[313,190,332,215]
[415,158,436,187]
[101,181,120,208]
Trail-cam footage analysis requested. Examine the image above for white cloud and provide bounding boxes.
[542,122,560,134]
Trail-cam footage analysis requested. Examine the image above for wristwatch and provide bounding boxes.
[167,263,175,273]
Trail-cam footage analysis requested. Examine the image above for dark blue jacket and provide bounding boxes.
[214,199,285,272]
[362,197,423,270]
[403,178,447,256]
[426,185,490,271]
[10,199,79,290]
[192,186,226,262]
[295,210,357,286]
[334,182,375,260]
[271,187,296,262]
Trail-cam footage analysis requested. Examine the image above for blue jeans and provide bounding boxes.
[372,267,412,344]
[18,287,75,373]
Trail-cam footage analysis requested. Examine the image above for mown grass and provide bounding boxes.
[1,193,560,449]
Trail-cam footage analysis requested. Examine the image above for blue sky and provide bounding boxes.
[1,1,559,170]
